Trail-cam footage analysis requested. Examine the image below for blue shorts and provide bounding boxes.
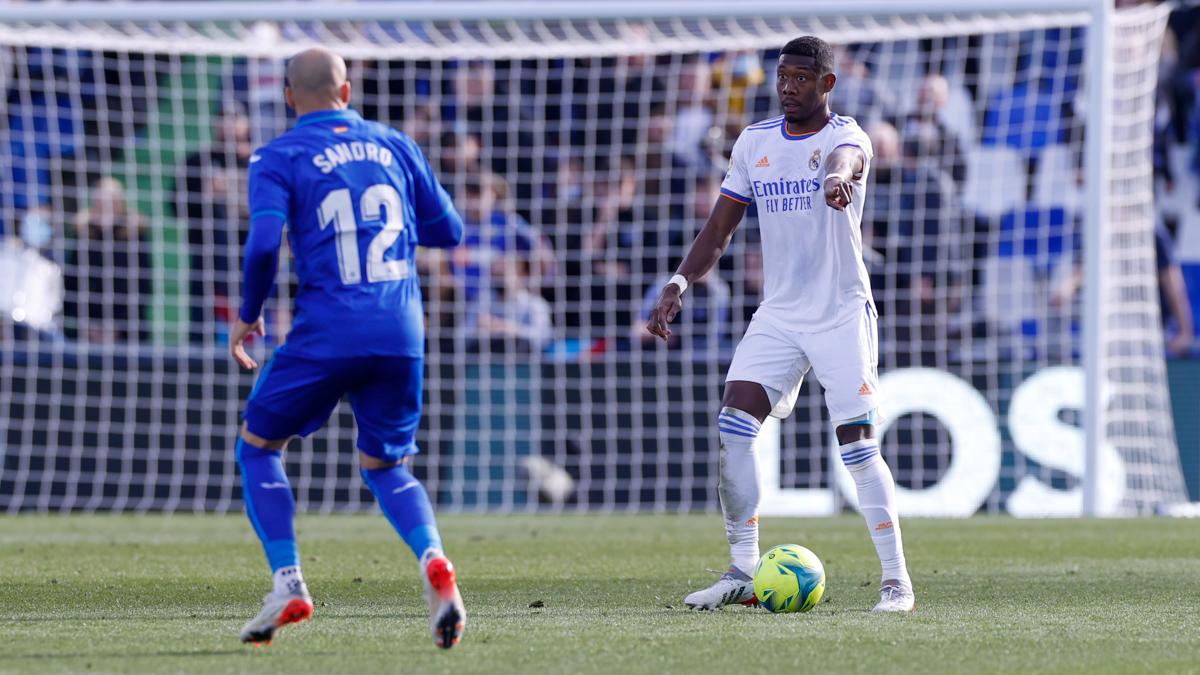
[243,350,423,462]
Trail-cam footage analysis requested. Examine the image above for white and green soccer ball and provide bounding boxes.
[753,544,826,613]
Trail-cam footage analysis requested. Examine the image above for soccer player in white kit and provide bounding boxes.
[646,36,914,613]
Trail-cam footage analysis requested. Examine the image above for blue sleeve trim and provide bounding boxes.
[833,143,868,158]
[251,209,288,222]
[832,144,869,178]
[720,187,752,204]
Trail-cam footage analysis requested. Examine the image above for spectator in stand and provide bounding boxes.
[450,172,555,315]
[1052,224,1194,358]
[615,43,668,148]
[401,100,439,149]
[174,100,253,344]
[629,166,734,355]
[735,241,765,328]
[1165,6,1200,175]
[830,45,895,124]
[472,256,554,353]
[1157,225,1195,357]
[586,156,640,278]
[638,101,683,207]
[900,74,968,190]
[864,120,964,368]
[539,151,588,232]
[436,130,483,193]
[537,151,593,331]
[661,172,723,280]
[63,177,152,344]
[415,135,484,340]
[580,156,641,332]
[671,55,717,173]
[447,59,535,192]
[0,206,64,340]
[15,204,56,262]
[246,53,288,146]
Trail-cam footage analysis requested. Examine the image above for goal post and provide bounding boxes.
[0,0,1186,516]
[1082,0,1114,517]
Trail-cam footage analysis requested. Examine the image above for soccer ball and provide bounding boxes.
[753,544,826,613]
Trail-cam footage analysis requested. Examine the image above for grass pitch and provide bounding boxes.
[1,514,1198,674]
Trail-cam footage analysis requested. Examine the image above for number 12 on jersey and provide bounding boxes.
[318,184,410,285]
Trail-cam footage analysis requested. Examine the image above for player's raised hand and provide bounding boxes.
[230,316,266,370]
[824,175,853,211]
[645,284,683,343]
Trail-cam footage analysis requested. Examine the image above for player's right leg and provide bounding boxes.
[237,351,346,644]
[684,318,808,611]
[350,356,464,649]
[236,426,314,645]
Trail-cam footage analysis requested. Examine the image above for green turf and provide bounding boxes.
[1,515,1198,674]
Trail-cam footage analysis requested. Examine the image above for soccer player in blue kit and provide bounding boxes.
[229,47,466,649]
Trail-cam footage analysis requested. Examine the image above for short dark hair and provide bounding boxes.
[780,36,835,75]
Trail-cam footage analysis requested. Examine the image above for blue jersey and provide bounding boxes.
[244,108,461,358]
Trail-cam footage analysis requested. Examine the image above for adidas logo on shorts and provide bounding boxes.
[858,382,872,396]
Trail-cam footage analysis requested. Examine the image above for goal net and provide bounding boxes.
[0,1,1187,515]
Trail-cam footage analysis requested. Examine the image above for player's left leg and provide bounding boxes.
[350,356,464,649]
[834,420,914,612]
[805,304,914,612]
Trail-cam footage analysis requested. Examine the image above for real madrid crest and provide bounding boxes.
[809,148,821,171]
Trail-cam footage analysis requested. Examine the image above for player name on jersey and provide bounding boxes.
[311,141,395,174]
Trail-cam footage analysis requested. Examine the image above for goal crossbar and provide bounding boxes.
[0,0,1103,23]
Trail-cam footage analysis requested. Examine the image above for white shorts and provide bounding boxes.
[725,303,881,424]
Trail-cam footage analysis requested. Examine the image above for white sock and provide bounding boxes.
[840,438,911,589]
[272,565,306,595]
[419,548,446,568]
[717,407,763,576]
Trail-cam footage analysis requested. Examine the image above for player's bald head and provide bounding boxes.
[287,47,347,96]
[286,47,350,111]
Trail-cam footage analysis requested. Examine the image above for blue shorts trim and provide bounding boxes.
[243,350,424,462]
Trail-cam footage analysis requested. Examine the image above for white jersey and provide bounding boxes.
[720,113,875,333]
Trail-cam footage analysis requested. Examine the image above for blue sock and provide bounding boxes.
[360,463,443,560]
[236,438,300,572]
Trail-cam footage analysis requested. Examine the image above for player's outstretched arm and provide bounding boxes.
[645,196,746,342]
[823,145,866,212]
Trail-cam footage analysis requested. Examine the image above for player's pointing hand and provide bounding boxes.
[824,175,853,211]
[645,284,684,343]
[230,316,266,370]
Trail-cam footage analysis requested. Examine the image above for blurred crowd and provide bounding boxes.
[1,8,1198,364]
